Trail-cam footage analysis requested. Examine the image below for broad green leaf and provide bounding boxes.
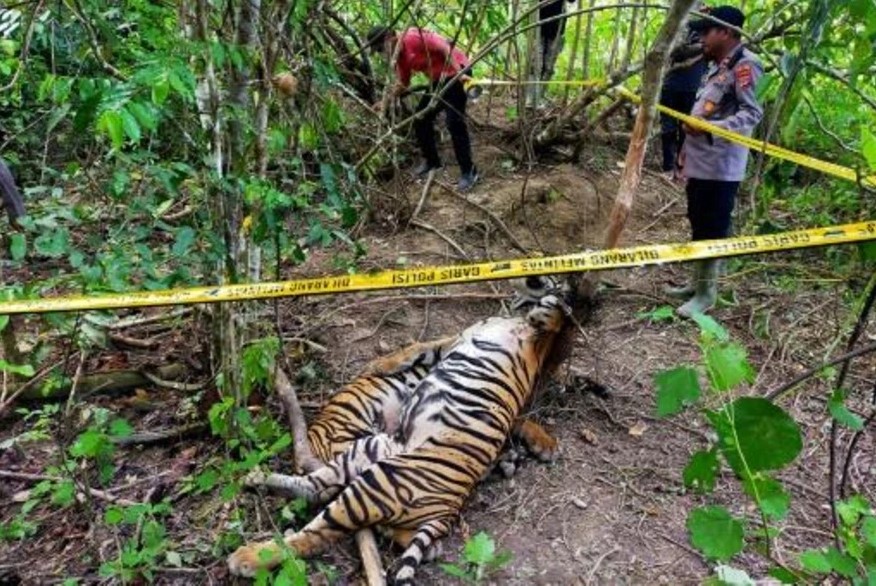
[0,360,35,377]
[120,108,141,143]
[439,564,470,579]
[172,226,196,257]
[825,546,858,577]
[742,475,790,520]
[799,549,831,573]
[9,233,26,261]
[714,565,754,586]
[637,305,675,322]
[195,469,218,492]
[707,397,802,475]
[837,494,870,526]
[705,342,755,392]
[51,480,76,506]
[127,101,157,131]
[109,418,133,439]
[34,229,70,258]
[862,516,876,547]
[683,449,719,493]
[104,507,124,525]
[655,366,702,416]
[464,532,497,565]
[70,429,111,459]
[692,313,729,341]
[830,390,865,431]
[687,506,744,561]
[322,99,345,134]
[99,110,124,149]
[766,567,798,584]
[152,79,170,105]
[0,316,7,332]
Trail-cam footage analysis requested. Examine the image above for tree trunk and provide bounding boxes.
[602,0,699,249]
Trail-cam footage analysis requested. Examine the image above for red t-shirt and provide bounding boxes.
[395,28,470,86]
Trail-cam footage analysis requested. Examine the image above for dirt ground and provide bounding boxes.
[1,101,875,585]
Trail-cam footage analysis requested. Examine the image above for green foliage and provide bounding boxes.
[440,531,513,584]
[706,398,802,475]
[656,317,803,563]
[829,389,865,430]
[683,448,720,493]
[655,366,701,417]
[99,501,174,582]
[69,408,133,484]
[637,305,676,323]
[687,506,745,561]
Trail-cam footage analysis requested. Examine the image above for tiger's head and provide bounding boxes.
[509,275,571,312]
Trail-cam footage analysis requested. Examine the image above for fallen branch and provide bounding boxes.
[409,170,436,224]
[12,363,189,402]
[108,332,160,349]
[272,366,385,585]
[110,422,209,447]
[141,370,205,392]
[0,470,139,507]
[108,308,193,331]
[436,181,529,253]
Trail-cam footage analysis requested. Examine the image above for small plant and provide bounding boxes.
[100,501,175,582]
[798,494,876,583]
[69,408,134,484]
[440,531,512,584]
[637,305,676,323]
[655,314,803,582]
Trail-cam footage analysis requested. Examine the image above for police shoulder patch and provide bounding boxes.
[735,63,752,89]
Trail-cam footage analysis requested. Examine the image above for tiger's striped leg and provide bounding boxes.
[229,463,410,577]
[392,518,454,585]
[247,434,401,504]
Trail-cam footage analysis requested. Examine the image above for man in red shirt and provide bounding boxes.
[367,26,479,192]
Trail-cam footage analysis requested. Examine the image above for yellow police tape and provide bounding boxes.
[616,87,876,189]
[466,78,604,88]
[2,221,875,315]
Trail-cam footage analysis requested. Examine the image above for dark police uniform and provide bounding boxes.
[681,43,763,240]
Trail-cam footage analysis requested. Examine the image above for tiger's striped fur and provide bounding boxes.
[229,277,570,583]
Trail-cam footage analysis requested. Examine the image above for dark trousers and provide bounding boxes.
[414,79,474,174]
[539,0,566,79]
[686,178,740,241]
[659,88,697,172]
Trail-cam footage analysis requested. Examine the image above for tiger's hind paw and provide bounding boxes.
[227,545,262,577]
[516,419,559,463]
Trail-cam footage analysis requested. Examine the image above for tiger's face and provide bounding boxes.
[510,276,570,311]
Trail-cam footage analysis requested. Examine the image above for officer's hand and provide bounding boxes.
[683,121,704,137]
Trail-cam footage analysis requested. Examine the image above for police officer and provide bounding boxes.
[669,5,763,318]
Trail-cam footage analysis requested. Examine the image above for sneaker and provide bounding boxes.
[457,167,480,192]
[413,161,442,179]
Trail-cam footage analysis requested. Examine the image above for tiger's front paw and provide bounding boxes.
[227,545,261,577]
